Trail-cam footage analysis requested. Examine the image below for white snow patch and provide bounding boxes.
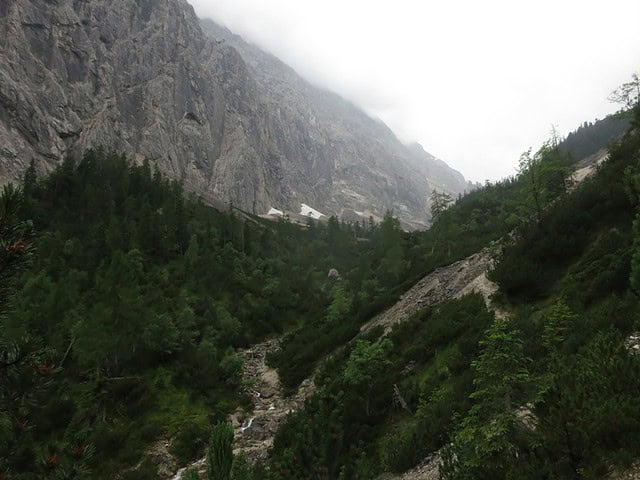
[300,203,325,219]
[267,207,284,217]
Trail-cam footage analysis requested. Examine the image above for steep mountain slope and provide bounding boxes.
[263,115,640,479]
[200,20,469,226]
[0,0,467,228]
[0,0,228,192]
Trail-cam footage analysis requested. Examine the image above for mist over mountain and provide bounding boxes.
[0,0,468,228]
[2,0,640,478]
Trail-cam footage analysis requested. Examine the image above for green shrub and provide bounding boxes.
[380,427,424,472]
[121,458,159,480]
[170,421,210,465]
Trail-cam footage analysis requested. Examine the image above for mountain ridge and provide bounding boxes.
[200,18,470,226]
[0,0,468,228]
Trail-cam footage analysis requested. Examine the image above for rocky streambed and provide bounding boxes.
[171,246,506,479]
[170,338,315,479]
[230,338,315,463]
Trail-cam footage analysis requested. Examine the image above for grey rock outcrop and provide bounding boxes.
[359,247,502,335]
[0,0,468,228]
[201,19,470,228]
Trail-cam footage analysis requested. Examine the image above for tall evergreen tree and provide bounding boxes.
[443,318,533,479]
[207,422,234,480]
[429,189,453,223]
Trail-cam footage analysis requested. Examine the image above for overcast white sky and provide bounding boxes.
[189,0,640,182]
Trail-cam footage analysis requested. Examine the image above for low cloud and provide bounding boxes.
[190,0,640,181]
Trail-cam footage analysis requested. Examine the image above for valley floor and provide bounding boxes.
[173,244,506,478]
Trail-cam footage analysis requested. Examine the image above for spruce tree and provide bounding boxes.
[207,422,234,480]
[542,299,577,351]
[443,318,532,479]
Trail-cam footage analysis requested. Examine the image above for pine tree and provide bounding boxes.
[537,332,640,478]
[429,189,453,223]
[0,185,52,475]
[443,318,532,479]
[542,299,577,351]
[517,140,570,225]
[207,422,234,480]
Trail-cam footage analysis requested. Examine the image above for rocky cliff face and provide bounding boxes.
[0,0,468,228]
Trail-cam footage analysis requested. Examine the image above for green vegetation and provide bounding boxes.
[207,422,234,480]
[268,295,493,478]
[3,146,511,478]
[443,104,640,478]
[3,78,640,480]
[262,95,640,478]
[1,149,429,478]
[442,317,533,479]
[560,115,629,161]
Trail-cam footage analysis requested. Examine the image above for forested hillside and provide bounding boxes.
[559,115,629,161]
[1,97,640,480]
[0,148,434,478]
[263,107,640,479]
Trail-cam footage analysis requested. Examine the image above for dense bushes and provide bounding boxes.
[268,295,492,477]
[491,128,638,301]
[2,150,421,478]
[269,115,640,479]
[2,108,637,479]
